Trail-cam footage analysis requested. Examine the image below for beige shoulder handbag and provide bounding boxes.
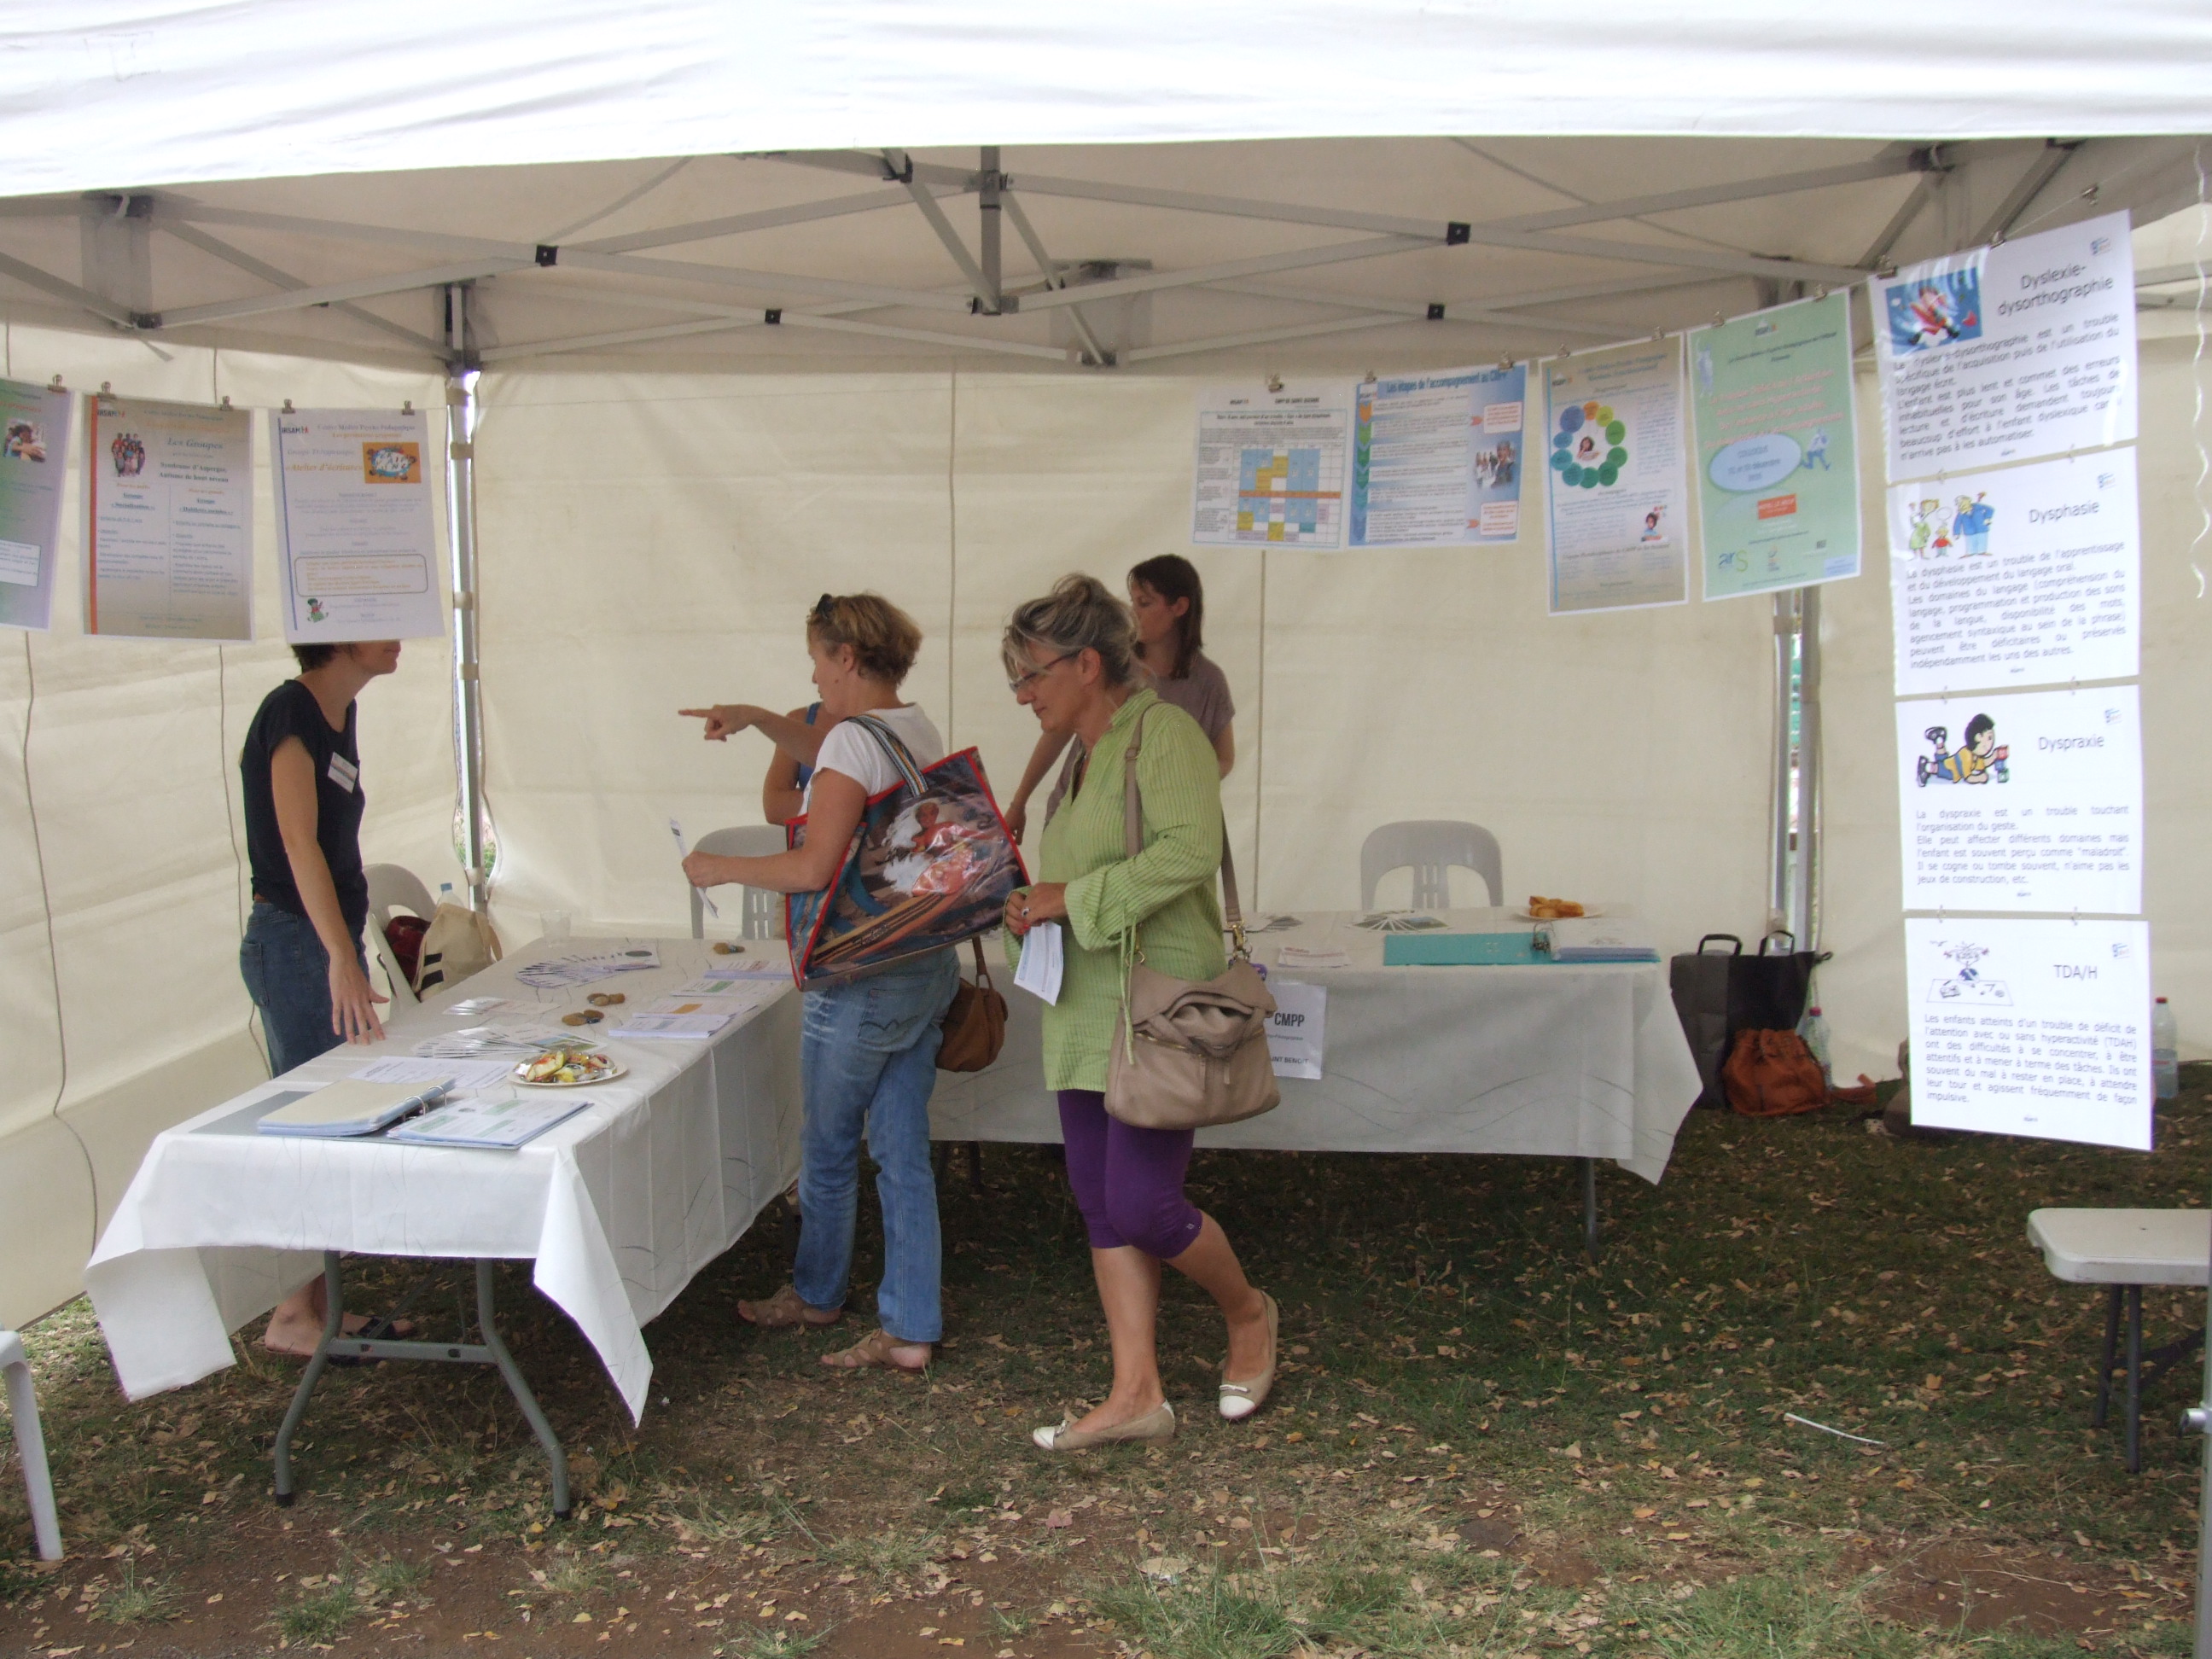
[1103,704,1281,1131]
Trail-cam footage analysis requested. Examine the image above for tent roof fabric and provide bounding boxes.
[12,3,2212,197]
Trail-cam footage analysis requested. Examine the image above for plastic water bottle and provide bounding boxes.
[2153,997,2180,1099]
[1797,1005,1832,1085]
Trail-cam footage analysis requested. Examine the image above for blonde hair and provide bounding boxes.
[1002,573,1138,688]
[807,591,923,686]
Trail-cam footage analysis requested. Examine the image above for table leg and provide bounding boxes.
[272,1252,345,1506]
[475,1260,572,1521]
[2127,1284,2145,1475]
[2093,1285,2122,1429]
[1581,1159,1600,1260]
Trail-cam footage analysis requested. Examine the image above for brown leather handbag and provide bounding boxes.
[1722,1028,1829,1117]
[1103,704,1280,1131]
[937,936,1008,1072]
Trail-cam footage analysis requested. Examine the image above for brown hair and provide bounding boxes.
[806,591,923,686]
[1002,573,1138,689]
[291,643,338,672]
[1127,554,1203,678]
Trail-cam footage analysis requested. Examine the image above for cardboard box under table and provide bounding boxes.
[84,938,800,1516]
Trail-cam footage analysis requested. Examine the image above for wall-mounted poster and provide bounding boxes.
[1542,340,1688,613]
[1872,210,2136,483]
[1191,381,1353,549]
[1895,684,2141,917]
[1905,915,2150,1150]
[271,408,445,643]
[1888,450,2139,697]
[84,393,253,640]
[0,378,71,632]
[1348,363,1526,548]
[1689,293,1861,602]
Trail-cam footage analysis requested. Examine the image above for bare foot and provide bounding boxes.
[261,1310,414,1359]
[1223,1289,1272,1381]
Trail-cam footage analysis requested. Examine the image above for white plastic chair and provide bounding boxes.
[2,1329,61,1560]
[690,826,789,941]
[365,863,439,1004]
[1359,820,1503,911]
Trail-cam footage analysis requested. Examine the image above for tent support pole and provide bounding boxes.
[1791,586,1821,949]
[1767,592,1798,937]
[445,282,488,911]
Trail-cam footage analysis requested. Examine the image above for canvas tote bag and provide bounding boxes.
[1103,703,1280,1132]
[413,903,503,995]
[784,715,1027,988]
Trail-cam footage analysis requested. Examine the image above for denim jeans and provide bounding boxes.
[239,901,362,1076]
[793,949,959,1342]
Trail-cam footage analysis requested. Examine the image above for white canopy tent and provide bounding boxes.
[0,5,2207,1335]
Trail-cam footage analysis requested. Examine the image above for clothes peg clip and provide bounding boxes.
[281,399,294,415]
[219,395,232,410]
[100,381,112,395]
[46,375,62,392]
[402,399,413,415]
[1264,373,1283,393]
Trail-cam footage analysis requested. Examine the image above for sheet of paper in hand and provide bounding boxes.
[785,723,1027,987]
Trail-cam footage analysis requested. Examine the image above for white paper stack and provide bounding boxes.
[1538,918,1660,963]
[387,1094,592,1150]
[1013,922,1063,1004]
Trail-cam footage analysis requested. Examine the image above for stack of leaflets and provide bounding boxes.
[1536,918,1660,963]
[257,1078,455,1138]
[609,990,769,1040]
[386,1094,593,1150]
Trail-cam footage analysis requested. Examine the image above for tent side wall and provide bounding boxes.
[0,331,453,1330]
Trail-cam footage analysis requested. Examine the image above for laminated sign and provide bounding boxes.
[1266,980,1327,1080]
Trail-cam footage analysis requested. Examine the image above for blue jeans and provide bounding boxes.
[793,949,959,1342]
[239,901,362,1076]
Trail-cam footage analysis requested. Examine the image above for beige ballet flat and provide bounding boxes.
[1219,1290,1279,1422]
[1032,1401,1177,1451]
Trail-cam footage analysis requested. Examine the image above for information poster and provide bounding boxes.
[1689,293,1861,601]
[0,378,71,632]
[1906,916,2151,1150]
[1542,340,1689,613]
[272,408,445,642]
[1191,382,1353,549]
[1896,684,2140,916]
[1872,210,2136,482]
[84,393,253,640]
[1888,450,2139,696]
[1348,363,1526,547]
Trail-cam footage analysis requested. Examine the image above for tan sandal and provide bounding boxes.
[1219,1291,1278,1422]
[737,1284,842,1330]
[820,1328,932,1372]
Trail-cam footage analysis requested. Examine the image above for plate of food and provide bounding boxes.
[1516,896,1602,921]
[513,1045,627,1088]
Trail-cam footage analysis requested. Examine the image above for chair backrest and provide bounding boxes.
[363,863,439,1004]
[1359,820,1503,911]
[691,824,790,940]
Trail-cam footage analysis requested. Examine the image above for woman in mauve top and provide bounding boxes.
[1003,554,1234,843]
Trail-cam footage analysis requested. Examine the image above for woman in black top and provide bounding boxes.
[238,637,403,1353]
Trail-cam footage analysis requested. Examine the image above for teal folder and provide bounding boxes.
[1382,932,1549,967]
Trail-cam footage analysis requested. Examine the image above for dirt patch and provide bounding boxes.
[1860,1540,2189,1644]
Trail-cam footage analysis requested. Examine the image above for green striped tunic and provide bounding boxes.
[1010,688,1226,1093]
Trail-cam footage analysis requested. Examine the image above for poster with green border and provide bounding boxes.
[0,378,71,631]
[1689,292,1861,602]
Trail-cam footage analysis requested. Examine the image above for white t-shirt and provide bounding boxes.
[804,704,946,806]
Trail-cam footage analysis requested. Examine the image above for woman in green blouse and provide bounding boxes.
[1001,575,1277,1450]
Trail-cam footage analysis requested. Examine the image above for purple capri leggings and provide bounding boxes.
[1057,1088,1206,1259]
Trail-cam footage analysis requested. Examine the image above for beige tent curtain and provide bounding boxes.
[0,328,453,1327]
[472,369,1775,969]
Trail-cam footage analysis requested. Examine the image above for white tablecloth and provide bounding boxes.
[84,939,800,1423]
[930,911,1702,1183]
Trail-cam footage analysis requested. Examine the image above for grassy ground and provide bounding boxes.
[3,1067,2209,1657]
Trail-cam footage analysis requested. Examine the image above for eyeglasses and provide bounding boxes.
[1006,651,1076,694]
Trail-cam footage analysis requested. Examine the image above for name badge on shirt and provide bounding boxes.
[326,753,359,794]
